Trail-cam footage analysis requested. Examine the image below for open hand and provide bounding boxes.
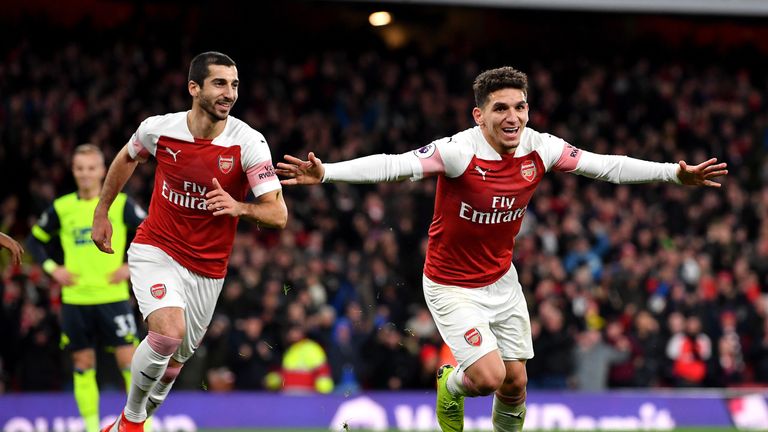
[275,152,325,186]
[677,158,728,187]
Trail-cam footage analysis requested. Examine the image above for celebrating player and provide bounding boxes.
[92,51,287,431]
[27,144,146,432]
[276,66,727,432]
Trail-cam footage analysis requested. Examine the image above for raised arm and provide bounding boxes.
[92,144,139,254]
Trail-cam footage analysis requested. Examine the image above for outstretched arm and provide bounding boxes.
[277,151,422,185]
[92,144,139,254]
[676,158,728,187]
[571,150,727,187]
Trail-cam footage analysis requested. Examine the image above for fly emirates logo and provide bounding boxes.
[161,180,209,210]
[459,196,526,225]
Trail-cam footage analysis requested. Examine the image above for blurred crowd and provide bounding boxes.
[2,6,768,394]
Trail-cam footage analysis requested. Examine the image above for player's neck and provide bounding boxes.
[78,187,100,200]
[481,129,517,156]
[187,109,227,140]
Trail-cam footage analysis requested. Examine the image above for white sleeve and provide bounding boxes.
[126,118,156,162]
[573,150,682,185]
[321,135,474,183]
[322,152,423,183]
[531,132,572,172]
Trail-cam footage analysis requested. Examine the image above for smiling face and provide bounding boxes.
[189,64,239,121]
[472,87,529,155]
[72,151,105,197]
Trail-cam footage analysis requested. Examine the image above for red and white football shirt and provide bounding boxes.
[415,127,581,287]
[127,111,280,278]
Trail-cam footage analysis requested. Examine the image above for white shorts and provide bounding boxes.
[128,243,224,363]
[423,265,533,371]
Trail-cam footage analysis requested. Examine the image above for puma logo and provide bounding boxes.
[166,147,181,162]
[475,165,489,181]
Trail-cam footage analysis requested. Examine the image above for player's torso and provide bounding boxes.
[446,153,542,226]
[55,193,129,303]
[133,113,259,278]
[56,193,128,261]
[140,136,247,263]
[153,136,247,216]
[425,129,546,287]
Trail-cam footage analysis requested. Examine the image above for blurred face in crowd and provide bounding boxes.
[189,64,239,121]
[72,151,105,197]
[472,87,529,155]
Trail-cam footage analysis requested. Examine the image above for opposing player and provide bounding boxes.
[92,51,287,430]
[27,144,146,432]
[276,66,727,432]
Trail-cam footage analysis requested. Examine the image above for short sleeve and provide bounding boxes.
[127,118,155,162]
[425,134,474,178]
[534,133,583,172]
[241,131,281,197]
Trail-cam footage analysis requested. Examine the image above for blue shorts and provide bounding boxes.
[61,301,137,351]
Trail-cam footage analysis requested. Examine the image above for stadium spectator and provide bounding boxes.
[749,315,768,383]
[361,323,420,390]
[666,314,712,386]
[527,300,574,389]
[627,310,665,387]
[326,319,363,394]
[713,311,746,386]
[268,323,334,393]
[13,301,61,391]
[572,329,630,391]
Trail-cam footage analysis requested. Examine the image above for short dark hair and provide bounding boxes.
[473,67,528,108]
[188,51,236,87]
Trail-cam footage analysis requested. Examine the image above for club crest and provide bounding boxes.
[464,328,482,347]
[218,155,235,174]
[150,283,167,300]
[521,160,537,182]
